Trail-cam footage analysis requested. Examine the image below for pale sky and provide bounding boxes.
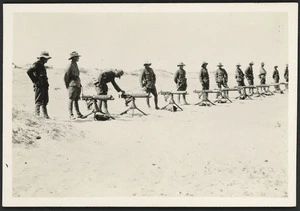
[13,12,288,73]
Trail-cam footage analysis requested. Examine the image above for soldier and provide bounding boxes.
[199,61,209,100]
[273,65,280,91]
[235,63,246,98]
[140,61,159,109]
[174,62,188,105]
[258,62,267,92]
[245,61,255,95]
[284,64,289,89]
[94,69,125,114]
[64,51,84,120]
[27,51,52,119]
[215,62,228,98]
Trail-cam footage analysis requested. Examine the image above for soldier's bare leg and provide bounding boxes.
[69,99,75,119]
[41,104,50,119]
[182,94,188,105]
[103,100,108,114]
[177,95,181,104]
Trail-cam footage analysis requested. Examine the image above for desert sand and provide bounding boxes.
[12,65,288,197]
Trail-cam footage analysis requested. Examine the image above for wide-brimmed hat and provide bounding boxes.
[261,62,265,65]
[177,62,185,67]
[236,63,241,66]
[274,65,278,68]
[201,61,208,67]
[69,51,81,60]
[286,64,289,67]
[144,61,151,66]
[37,51,51,59]
[249,61,254,65]
[217,62,223,67]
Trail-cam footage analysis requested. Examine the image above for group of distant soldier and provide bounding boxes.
[27,51,289,119]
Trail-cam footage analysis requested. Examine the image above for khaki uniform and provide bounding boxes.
[259,67,267,85]
[95,70,122,95]
[64,61,81,100]
[199,68,209,90]
[215,68,228,88]
[27,60,49,106]
[235,67,245,86]
[284,67,289,82]
[174,68,187,91]
[140,67,158,108]
[245,66,254,85]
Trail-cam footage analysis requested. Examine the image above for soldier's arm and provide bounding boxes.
[215,71,218,82]
[27,65,38,83]
[111,79,122,92]
[199,71,203,84]
[64,65,73,88]
[139,70,145,87]
[153,70,156,84]
[174,70,179,83]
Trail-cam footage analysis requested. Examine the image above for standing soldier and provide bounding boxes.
[140,61,159,109]
[199,62,209,100]
[27,51,52,119]
[272,65,281,91]
[245,61,255,95]
[284,64,289,89]
[64,51,84,120]
[215,62,228,98]
[235,63,246,98]
[174,62,188,105]
[258,62,267,92]
[94,69,125,114]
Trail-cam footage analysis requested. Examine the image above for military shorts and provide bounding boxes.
[176,81,187,91]
[145,87,158,96]
[68,86,81,100]
[260,78,266,85]
[247,79,254,85]
[237,80,245,87]
[217,82,228,89]
[202,82,209,90]
[95,83,108,95]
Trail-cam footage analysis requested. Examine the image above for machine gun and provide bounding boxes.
[193,89,221,106]
[81,94,115,120]
[159,90,187,111]
[119,92,151,116]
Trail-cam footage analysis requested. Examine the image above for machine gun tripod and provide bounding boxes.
[159,91,187,111]
[194,90,218,106]
[120,93,151,117]
[81,94,115,120]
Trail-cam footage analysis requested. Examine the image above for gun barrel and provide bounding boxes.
[269,83,281,87]
[193,89,221,94]
[125,93,150,98]
[221,88,239,92]
[81,95,114,100]
[243,85,256,89]
[159,91,187,95]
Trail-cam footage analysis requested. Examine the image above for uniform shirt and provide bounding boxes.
[284,67,289,80]
[174,68,187,84]
[65,61,81,88]
[199,68,209,84]
[273,69,280,80]
[215,68,228,83]
[140,67,156,89]
[245,66,254,80]
[259,67,267,79]
[27,60,49,87]
[235,67,245,81]
[98,70,122,92]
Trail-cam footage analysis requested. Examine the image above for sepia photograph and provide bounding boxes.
[2,3,298,207]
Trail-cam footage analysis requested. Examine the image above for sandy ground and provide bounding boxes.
[11,66,288,197]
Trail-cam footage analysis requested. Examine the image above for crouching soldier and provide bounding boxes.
[199,61,209,100]
[64,51,84,120]
[235,63,246,99]
[95,69,125,114]
[140,61,159,109]
[174,62,188,105]
[215,62,228,98]
[27,51,52,119]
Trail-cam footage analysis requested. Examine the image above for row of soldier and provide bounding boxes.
[27,51,289,119]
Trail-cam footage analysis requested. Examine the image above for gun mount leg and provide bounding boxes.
[120,97,147,116]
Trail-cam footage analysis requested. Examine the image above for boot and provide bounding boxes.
[103,101,109,114]
[41,105,50,119]
[146,98,151,108]
[69,100,75,120]
[154,96,159,110]
[35,104,40,116]
[74,100,84,118]
[182,94,188,105]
